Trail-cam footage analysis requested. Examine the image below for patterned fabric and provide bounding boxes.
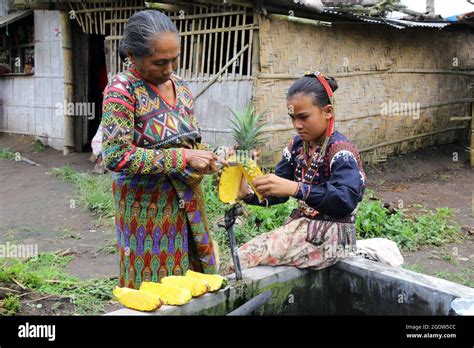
[245,131,366,219]
[101,67,217,289]
[225,217,348,274]
[238,131,365,271]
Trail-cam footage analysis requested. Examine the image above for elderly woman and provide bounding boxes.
[101,10,222,289]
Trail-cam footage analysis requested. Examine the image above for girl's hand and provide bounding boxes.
[237,174,252,200]
[252,174,298,198]
[183,149,222,174]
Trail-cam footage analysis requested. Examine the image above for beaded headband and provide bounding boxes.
[304,71,336,107]
[304,71,335,137]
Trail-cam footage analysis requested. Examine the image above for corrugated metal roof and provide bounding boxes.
[321,9,452,29]
[0,10,32,28]
[386,18,451,29]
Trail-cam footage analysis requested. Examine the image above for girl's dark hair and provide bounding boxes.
[287,75,338,107]
[118,10,178,62]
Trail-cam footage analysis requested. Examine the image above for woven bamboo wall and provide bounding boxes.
[254,15,474,164]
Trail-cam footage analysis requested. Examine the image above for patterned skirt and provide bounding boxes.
[112,172,199,289]
[225,217,354,273]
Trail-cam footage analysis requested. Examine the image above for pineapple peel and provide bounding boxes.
[218,157,264,203]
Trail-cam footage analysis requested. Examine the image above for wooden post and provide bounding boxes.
[471,102,474,167]
[61,11,75,155]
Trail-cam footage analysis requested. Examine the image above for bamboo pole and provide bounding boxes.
[471,102,474,167]
[213,12,218,76]
[257,69,474,79]
[206,15,213,79]
[201,7,208,78]
[239,9,245,78]
[251,13,259,78]
[268,13,332,27]
[359,126,466,153]
[170,10,248,21]
[255,100,474,132]
[246,12,253,78]
[194,43,249,100]
[177,15,182,77]
[102,1,105,35]
[450,117,472,121]
[189,15,195,80]
[196,7,202,80]
[61,11,75,155]
[182,16,188,79]
[218,14,225,81]
[231,10,240,77]
[224,14,232,80]
[94,1,98,34]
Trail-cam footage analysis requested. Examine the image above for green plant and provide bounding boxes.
[0,253,116,315]
[1,294,21,315]
[442,250,459,266]
[435,269,474,288]
[403,262,425,273]
[355,191,464,251]
[61,228,82,240]
[52,165,115,217]
[0,148,16,160]
[31,140,47,152]
[228,104,265,150]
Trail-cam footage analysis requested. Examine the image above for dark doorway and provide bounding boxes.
[86,34,107,152]
[72,23,106,152]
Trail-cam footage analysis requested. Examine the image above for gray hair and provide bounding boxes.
[118,10,178,62]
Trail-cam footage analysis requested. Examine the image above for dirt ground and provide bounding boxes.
[0,132,473,315]
[0,133,117,281]
[365,142,474,282]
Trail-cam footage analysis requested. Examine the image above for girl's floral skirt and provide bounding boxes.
[225,217,356,273]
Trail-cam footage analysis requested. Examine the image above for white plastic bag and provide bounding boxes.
[356,238,404,267]
[91,126,103,157]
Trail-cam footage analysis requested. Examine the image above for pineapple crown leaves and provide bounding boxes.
[228,104,267,151]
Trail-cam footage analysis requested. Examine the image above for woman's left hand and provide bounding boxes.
[252,174,298,198]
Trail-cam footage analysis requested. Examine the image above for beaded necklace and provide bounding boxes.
[299,109,335,182]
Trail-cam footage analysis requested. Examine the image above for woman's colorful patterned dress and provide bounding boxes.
[101,67,217,289]
[227,131,366,272]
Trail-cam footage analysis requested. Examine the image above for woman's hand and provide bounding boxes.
[183,149,223,174]
[252,174,298,198]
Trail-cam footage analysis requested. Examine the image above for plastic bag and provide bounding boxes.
[91,126,103,156]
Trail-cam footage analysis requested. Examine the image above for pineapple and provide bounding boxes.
[185,270,227,291]
[218,104,265,203]
[112,287,162,311]
[161,275,210,297]
[139,282,192,306]
[218,165,243,203]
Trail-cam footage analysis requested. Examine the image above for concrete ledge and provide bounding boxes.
[106,257,474,316]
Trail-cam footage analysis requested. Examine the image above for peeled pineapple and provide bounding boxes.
[240,158,264,201]
[185,270,227,292]
[161,275,210,297]
[218,165,243,204]
[139,282,192,306]
[113,286,162,312]
[218,156,264,203]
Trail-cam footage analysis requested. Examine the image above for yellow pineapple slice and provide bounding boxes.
[161,275,210,297]
[139,282,192,306]
[185,270,227,292]
[112,286,162,312]
[218,165,243,203]
[218,155,264,203]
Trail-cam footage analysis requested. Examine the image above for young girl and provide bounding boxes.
[227,72,366,272]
